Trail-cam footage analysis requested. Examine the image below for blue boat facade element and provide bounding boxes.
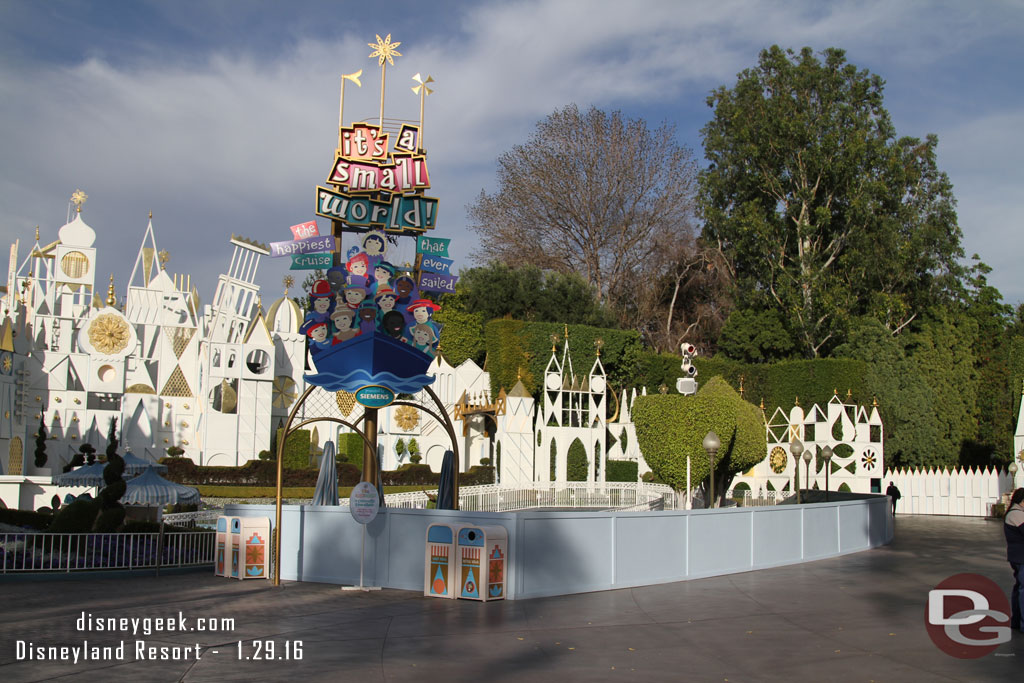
[304,330,436,394]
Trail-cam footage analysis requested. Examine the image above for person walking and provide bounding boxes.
[886,481,901,515]
[1005,488,1024,634]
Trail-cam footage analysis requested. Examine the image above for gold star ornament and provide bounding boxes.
[368,34,402,66]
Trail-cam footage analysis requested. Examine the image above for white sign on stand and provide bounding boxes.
[344,482,382,592]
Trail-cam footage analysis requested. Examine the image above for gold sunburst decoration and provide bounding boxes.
[71,189,88,212]
[272,376,298,409]
[395,405,419,431]
[88,313,130,354]
[368,33,401,66]
[336,390,356,417]
[769,446,787,474]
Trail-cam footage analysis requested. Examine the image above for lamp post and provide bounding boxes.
[703,431,720,509]
[803,450,812,502]
[790,438,804,505]
[1010,460,1019,489]
[821,445,834,502]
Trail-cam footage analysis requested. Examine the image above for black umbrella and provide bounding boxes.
[436,450,455,510]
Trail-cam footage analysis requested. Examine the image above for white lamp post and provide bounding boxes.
[790,438,804,504]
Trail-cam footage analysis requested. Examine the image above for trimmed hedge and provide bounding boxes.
[0,508,54,530]
[161,458,340,487]
[566,439,588,481]
[606,459,638,482]
[633,376,764,496]
[336,433,364,464]
[485,319,643,399]
[277,428,312,469]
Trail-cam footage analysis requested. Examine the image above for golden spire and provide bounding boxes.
[739,374,745,398]
[337,70,363,148]
[794,395,800,406]
[759,397,765,412]
[833,387,838,396]
[149,210,153,219]
[516,367,522,381]
[846,388,853,401]
[283,275,294,296]
[368,33,402,127]
[106,274,116,307]
[594,337,604,357]
[551,333,558,353]
[158,250,170,268]
[564,323,569,340]
[71,189,88,213]
[35,226,40,241]
[872,395,879,407]
[411,72,434,150]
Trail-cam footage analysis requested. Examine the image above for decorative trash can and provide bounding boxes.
[456,525,508,602]
[216,516,270,580]
[215,516,238,577]
[424,523,467,598]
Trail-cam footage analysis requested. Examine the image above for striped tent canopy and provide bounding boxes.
[52,462,109,487]
[123,467,200,506]
[122,451,168,474]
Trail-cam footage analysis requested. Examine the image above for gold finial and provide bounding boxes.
[833,388,838,396]
[659,384,668,395]
[35,226,40,241]
[872,395,878,407]
[283,275,294,295]
[158,250,170,267]
[149,210,153,219]
[106,274,116,307]
[846,388,853,401]
[564,323,569,340]
[551,334,559,353]
[411,73,434,150]
[337,70,363,148]
[759,397,765,411]
[257,296,264,316]
[594,338,604,357]
[517,367,522,381]
[368,34,402,127]
[739,374,745,397]
[794,395,800,406]
[71,189,87,213]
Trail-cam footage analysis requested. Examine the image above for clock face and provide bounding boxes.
[769,446,788,474]
[590,376,606,394]
[545,373,562,390]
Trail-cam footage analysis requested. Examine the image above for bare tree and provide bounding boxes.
[469,105,705,349]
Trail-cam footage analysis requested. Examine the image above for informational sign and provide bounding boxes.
[290,253,333,270]
[420,254,453,275]
[418,271,458,294]
[289,221,320,240]
[416,235,450,257]
[349,482,380,525]
[269,234,335,258]
[355,385,396,408]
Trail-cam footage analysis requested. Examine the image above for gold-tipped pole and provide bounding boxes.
[411,73,434,150]
[368,34,402,128]
[337,71,363,149]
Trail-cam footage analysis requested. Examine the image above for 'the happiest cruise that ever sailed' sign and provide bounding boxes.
[416,235,450,257]
[290,253,333,270]
[418,271,458,294]
[355,385,396,408]
[269,234,335,258]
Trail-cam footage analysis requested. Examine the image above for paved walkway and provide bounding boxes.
[1,515,1020,682]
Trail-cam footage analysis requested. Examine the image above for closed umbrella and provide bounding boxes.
[122,467,200,506]
[436,450,455,510]
[312,441,339,506]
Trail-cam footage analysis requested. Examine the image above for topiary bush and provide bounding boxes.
[566,439,588,481]
[48,497,102,534]
[277,428,312,469]
[606,460,638,482]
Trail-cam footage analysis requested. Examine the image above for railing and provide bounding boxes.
[163,509,223,528]
[338,481,676,512]
[0,531,215,573]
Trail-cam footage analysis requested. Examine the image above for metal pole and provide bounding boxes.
[362,408,378,484]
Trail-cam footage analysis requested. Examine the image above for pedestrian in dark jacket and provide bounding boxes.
[886,481,901,515]
[1005,487,1024,634]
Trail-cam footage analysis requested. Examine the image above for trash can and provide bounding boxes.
[238,517,271,580]
[215,516,238,577]
[424,522,467,598]
[456,525,508,601]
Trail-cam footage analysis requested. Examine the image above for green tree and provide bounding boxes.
[34,416,47,468]
[633,376,764,506]
[394,438,407,462]
[716,307,795,363]
[407,438,421,464]
[700,46,963,358]
[469,105,704,350]
[566,439,588,481]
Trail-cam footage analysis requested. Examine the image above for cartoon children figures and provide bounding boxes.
[405,298,442,352]
[380,310,407,342]
[330,307,361,343]
[374,287,398,324]
[369,260,396,297]
[341,284,367,311]
[345,252,370,289]
[303,320,333,351]
[357,300,378,336]
[361,230,388,270]
[409,323,439,357]
[305,279,334,326]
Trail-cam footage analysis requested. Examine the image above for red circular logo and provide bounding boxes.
[925,573,1012,659]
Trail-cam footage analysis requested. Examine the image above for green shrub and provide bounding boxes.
[337,432,365,464]
[93,507,126,532]
[606,460,638,482]
[48,497,101,533]
[277,428,312,469]
[462,465,495,486]
[566,439,588,481]
[0,508,53,530]
[383,464,437,486]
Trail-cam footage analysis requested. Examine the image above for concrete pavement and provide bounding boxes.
[1,515,1021,682]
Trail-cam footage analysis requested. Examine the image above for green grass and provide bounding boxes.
[196,485,437,498]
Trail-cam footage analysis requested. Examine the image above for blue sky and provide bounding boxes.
[1,0,1022,310]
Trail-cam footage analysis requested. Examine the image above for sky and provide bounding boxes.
[1,0,1022,312]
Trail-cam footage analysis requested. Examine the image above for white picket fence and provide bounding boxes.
[884,467,1017,517]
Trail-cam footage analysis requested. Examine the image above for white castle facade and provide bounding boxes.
[0,203,648,510]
